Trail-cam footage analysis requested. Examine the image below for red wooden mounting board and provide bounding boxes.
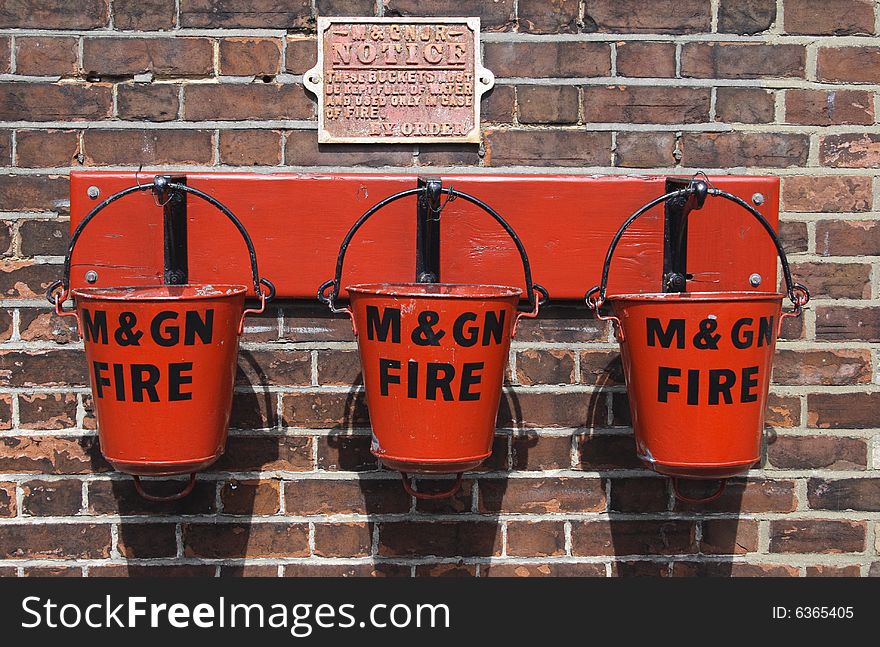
[68,172,779,301]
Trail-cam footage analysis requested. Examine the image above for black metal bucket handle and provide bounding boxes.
[46,176,276,311]
[585,179,810,327]
[317,186,549,318]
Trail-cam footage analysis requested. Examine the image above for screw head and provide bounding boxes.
[87,186,100,200]
[85,270,98,284]
[751,192,765,206]
[749,273,762,287]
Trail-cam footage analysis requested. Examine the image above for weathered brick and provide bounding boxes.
[681,132,808,168]
[0,350,87,386]
[283,563,408,577]
[672,479,798,513]
[91,565,215,577]
[816,221,879,256]
[768,435,867,470]
[0,0,108,29]
[511,434,572,471]
[609,477,669,512]
[83,38,213,77]
[219,479,281,515]
[117,524,178,558]
[701,519,759,554]
[15,37,78,76]
[785,0,875,35]
[716,87,775,124]
[483,562,606,577]
[817,47,880,83]
[284,130,413,167]
[517,85,579,125]
[577,433,643,470]
[282,391,368,428]
[482,85,515,123]
[0,83,111,121]
[83,129,214,165]
[16,130,79,168]
[816,307,880,342]
[316,434,377,471]
[415,563,476,577]
[284,37,316,75]
[19,393,77,429]
[0,175,67,212]
[820,134,880,168]
[584,86,710,124]
[235,349,310,386]
[18,218,69,256]
[21,478,82,516]
[219,38,282,76]
[315,0,375,15]
[378,521,501,557]
[485,130,611,167]
[519,0,579,33]
[0,482,15,517]
[786,90,874,125]
[314,522,372,557]
[213,435,313,472]
[774,349,872,386]
[615,132,677,168]
[220,565,278,577]
[0,523,111,559]
[0,131,10,166]
[184,522,309,558]
[479,477,606,513]
[808,392,880,428]
[718,0,776,34]
[116,84,180,122]
[808,478,880,511]
[88,478,216,515]
[769,520,865,553]
[23,566,82,576]
[316,349,361,386]
[229,391,278,429]
[483,42,611,78]
[780,221,808,254]
[18,308,80,344]
[515,349,576,385]
[681,42,805,78]
[507,521,565,556]
[512,305,607,342]
[583,0,711,33]
[218,129,282,166]
[0,436,109,474]
[572,520,697,555]
[786,262,871,299]
[0,37,8,73]
[181,0,311,29]
[113,0,175,30]
[414,479,473,514]
[284,478,410,515]
[497,390,603,428]
[615,41,676,77]
[0,311,11,341]
[384,0,515,31]
[784,176,872,213]
[673,562,798,577]
[806,565,862,577]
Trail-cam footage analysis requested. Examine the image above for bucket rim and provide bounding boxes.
[345,282,523,299]
[605,290,785,303]
[71,283,248,301]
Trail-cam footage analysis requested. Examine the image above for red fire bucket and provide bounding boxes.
[587,182,809,503]
[319,187,547,499]
[47,179,274,501]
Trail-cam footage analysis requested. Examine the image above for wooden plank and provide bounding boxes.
[69,172,779,301]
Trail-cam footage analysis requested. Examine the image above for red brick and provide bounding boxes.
[315,0,375,15]
[314,522,372,557]
[515,349,575,385]
[773,349,872,385]
[219,129,282,166]
[615,41,676,77]
[808,478,880,511]
[718,0,776,33]
[770,520,865,553]
[0,482,15,517]
[23,566,82,576]
[609,478,669,512]
[716,87,775,124]
[384,0,515,31]
[483,42,611,78]
[681,42,805,78]
[282,391,368,428]
[511,434,572,470]
[483,562,606,577]
[584,86,710,124]
[229,391,278,429]
[786,89,874,125]
[572,520,697,555]
[235,349,310,386]
[0,1,108,29]
[18,309,79,344]
[0,349,88,386]
[180,0,311,28]
[92,565,215,577]
[214,435,313,472]
[479,477,606,513]
[507,521,565,556]
[519,0,579,33]
[768,435,867,470]
[20,217,69,256]
[579,351,624,386]
[806,565,862,576]
[809,392,880,428]
[88,478,216,515]
[219,479,280,515]
[19,393,77,429]
[612,560,671,576]
[0,311,11,341]
[316,434,378,472]
[283,563,408,577]
[220,565,278,577]
[316,349,361,386]
[577,433,643,470]
[785,0,875,35]
[116,84,180,122]
[413,479,473,514]
[0,436,109,474]
[284,38,316,75]
[0,175,67,212]
[284,130,414,167]
[0,83,111,121]
[83,129,213,165]
[284,478,410,515]
[16,130,80,168]
[0,130,10,165]
[701,519,759,554]
[497,390,604,428]
[820,134,880,168]
[0,37,8,73]
[83,38,213,77]
[816,307,880,342]
[673,562,798,577]
[672,479,798,513]
[113,0,175,30]
[615,132,677,168]
[517,85,579,125]
[486,129,611,167]
[482,85,515,123]
[817,47,880,83]
[681,132,808,168]
[787,262,871,299]
[512,305,608,342]
[0,523,111,559]
[0,262,62,299]
[184,522,309,558]
[816,221,880,256]
[583,0,711,33]
[415,563,476,577]
[15,37,78,76]
[378,521,501,557]
[220,38,282,76]
[783,176,872,213]
[116,523,177,558]
[781,221,808,254]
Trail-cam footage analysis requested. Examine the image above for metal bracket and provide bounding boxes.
[156,175,188,286]
[416,177,442,283]
[663,177,708,293]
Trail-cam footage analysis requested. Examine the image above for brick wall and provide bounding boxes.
[0,0,878,577]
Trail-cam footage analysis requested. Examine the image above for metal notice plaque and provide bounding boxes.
[304,17,494,144]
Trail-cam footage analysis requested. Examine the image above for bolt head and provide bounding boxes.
[85,270,98,284]
[749,273,762,287]
[751,192,765,206]
[87,186,100,199]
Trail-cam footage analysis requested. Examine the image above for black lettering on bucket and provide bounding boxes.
[168,362,194,401]
[658,366,681,402]
[453,312,479,347]
[425,362,455,400]
[185,310,213,345]
[647,318,685,349]
[131,364,160,403]
[731,318,754,349]
[708,369,736,405]
[481,311,505,346]
[93,361,110,398]
[741,366,759,402]
[151,311,180,347]
[758,316,774,347]
[379,358,401,396]
[459,362,483,401]
[366,306,401,343]
[82,309,108,344]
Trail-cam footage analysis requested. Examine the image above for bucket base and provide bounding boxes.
[375,451,491,475]
[106,452,223,477]
[643,457,757,480]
